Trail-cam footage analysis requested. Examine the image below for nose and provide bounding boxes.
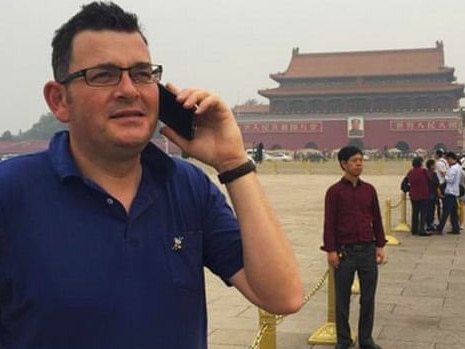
[114,71,140,98]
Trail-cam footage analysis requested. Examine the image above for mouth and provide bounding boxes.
[110,109,145,119]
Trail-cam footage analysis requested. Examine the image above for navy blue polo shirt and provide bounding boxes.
[0,131,243,349]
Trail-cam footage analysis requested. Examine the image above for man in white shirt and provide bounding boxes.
[434,149,449,222]
[434,149,448,184]
[436,152,461,234]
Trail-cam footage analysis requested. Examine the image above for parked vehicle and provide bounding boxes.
[265,152,292,161]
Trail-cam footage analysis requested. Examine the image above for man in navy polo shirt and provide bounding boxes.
[0,2,303,348]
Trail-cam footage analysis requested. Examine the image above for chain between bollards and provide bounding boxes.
[250,269,329,349]
[393,192,411,232]
[385,198,400,245]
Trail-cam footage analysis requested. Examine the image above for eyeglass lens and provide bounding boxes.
[85,65,161,86]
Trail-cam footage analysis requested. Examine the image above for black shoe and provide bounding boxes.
[335,340,353,349]
[418,233,431,236]
[446,231,460,235]
[334,344,351,349]
[359,342,382,349]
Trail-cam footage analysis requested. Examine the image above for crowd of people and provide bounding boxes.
[404,149,465,236]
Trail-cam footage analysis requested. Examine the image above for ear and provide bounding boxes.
[43,81,70,123]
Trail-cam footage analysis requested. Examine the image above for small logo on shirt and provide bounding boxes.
[172,236,184,251]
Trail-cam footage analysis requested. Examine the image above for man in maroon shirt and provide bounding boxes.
[406,156,431,236]
[322,146,386,349]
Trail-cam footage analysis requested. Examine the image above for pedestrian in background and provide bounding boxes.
[436,152,462,235]
[425,159,440,231]
[406,157,430,236]
[434,149,448,219]
[322,146,386,349]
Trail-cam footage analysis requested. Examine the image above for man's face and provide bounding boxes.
[341,153,363,177]
[447,157,456,166]
[60,30,158,157]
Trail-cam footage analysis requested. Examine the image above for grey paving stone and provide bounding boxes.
[202,173,465,348]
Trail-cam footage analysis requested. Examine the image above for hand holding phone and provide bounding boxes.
[157,83,196,140]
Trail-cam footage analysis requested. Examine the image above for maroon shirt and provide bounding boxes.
[406,167,429,200]
[322,177,387,252]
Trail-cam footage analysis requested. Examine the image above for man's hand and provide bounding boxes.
[159,83,247,172]
[376,247,385,264]
[327,251,340,269]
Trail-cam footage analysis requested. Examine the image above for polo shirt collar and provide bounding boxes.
[340,176,363,186]
[48,130,176,182]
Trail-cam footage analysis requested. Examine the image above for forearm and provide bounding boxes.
[225,172,303,314]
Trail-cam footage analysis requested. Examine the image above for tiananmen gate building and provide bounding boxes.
[234,41,464,152]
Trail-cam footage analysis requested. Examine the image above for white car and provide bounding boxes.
[265,152,293,161]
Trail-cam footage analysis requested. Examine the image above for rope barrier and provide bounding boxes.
[249,250,391,348]
[248,269,329,349]
[393,192,410,232]
[248,318,270,349]
[388,198,402,209]
[385,198,400,245]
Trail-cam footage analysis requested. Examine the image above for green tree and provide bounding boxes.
[395,141,410,152]
[0,130,13,141]
[243,98,259,106]
[17,113,67,140]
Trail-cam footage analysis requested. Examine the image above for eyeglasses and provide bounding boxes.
[57,63,163,87]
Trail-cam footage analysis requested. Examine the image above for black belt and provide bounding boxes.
[340,241,374,251]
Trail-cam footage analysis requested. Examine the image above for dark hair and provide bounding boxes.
[337,146,363,162]
[446,151,457,160]
[425,159,435,170]
[412,156,423,168]
[435,149,444,157]
[51,1,147,81]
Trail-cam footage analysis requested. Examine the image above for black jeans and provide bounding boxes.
[426,195,437,227]
[410,199,428,234]
[334,243,378,346]
[437,194,460,233]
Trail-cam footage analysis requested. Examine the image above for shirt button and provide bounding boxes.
[106,198,114,205]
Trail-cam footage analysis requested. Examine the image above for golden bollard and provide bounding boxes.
[376,159,384,175]
[351,275,360,294]
[394,192,410,232]
[302,161,311,174]
[258,309,277,349]
[309,268,357,345]
[385,198,400,245]
[308,268,337,345]
[272,161,278,175]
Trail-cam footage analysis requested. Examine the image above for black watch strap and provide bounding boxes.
[218,160,256,184]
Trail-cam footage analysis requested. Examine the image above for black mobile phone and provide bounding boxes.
[157,83,196,140]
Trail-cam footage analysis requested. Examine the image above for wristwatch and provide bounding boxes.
[218,160,256,184]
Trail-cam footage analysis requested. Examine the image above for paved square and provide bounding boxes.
[202,164,465,348]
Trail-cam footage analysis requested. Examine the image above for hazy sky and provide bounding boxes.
[2,0,465,134]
